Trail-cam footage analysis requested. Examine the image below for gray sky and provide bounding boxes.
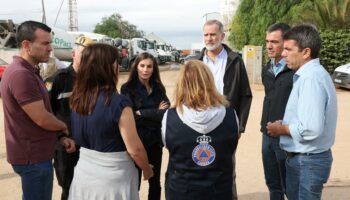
[0,0,220,49]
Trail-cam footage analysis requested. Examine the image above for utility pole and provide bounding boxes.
[41,0,47,24]
[68,0,78,31]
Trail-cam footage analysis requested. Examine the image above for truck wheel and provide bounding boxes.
[121,58,129,71]
[128,59,135,71]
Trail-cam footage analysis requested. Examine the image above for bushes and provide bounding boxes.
[320,29,350,73]
[229,0,350,73]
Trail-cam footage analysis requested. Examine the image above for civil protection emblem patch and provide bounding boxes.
[192,135,216,166]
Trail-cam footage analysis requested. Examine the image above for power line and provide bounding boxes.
[54,0,65,27]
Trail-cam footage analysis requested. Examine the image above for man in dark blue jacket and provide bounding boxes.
[45,36,93,200]
[261,23,292,200]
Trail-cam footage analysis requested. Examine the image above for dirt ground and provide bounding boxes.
[1,66,349,199]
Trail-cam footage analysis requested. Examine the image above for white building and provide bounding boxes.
[202,12,222,24]
[199,1,241,50]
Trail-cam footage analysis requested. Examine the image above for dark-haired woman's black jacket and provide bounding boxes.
[121,79,169,147]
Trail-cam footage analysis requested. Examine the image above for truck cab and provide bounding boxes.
[156,43,171,64]
[146,40,160,64]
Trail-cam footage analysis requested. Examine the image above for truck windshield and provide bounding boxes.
[137,40,147,50]
[147,42,155,50]
[157,45,165,51]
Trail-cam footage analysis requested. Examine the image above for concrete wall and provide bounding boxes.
[242,45,262,84]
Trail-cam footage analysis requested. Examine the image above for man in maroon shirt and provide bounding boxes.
[0,20,75,200]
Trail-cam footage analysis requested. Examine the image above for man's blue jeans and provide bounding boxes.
[262,133,286,200]
[286,150,332,200]
[12,160,53,200]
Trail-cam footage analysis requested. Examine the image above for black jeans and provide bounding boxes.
[54,148,79,200]
[137,143,163,200]
[262,134,287,200]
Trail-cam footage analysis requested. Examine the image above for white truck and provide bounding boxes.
[67,31,116,46]
[52,27,74,61]
[0,20,74,62]
[121,38,160,71]
[156,42,171,64]
[146,39,160,64]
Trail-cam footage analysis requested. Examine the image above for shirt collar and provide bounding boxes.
[13,56,40,74]
[204,47,227,63]
[293,58,320,82]
[295,58,320,76]
[271,58,286,68]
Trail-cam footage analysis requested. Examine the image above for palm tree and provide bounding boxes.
[313,0,350,29]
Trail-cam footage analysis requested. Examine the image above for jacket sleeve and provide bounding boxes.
[46,76,59,115]
[238,59,253,133]
[120,84,137,111]
[139,91,170,122]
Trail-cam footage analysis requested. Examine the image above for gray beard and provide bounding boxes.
[205,42,221,51]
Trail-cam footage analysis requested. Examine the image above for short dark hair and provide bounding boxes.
[267,23,290,35]
[283,24,321,59]
[16,21,51,47]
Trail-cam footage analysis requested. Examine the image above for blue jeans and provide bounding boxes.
[262,134,286,200]
[12,160,53,200]
[286,150,332,200]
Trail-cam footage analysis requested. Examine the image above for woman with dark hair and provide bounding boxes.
[162,60,239,200]
[68,44,153,200]
[121,52,169,200]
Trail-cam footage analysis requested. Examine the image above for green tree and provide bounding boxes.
[94,13,144,38]
[229,0,302,50]
[229,0,350,73]
[229,0,350,49]
[313,0,350,29]
[320,29,350,73]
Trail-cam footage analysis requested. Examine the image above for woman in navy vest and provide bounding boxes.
[121,52,169,200]
[162,60,239,200]
[69,44,153,200]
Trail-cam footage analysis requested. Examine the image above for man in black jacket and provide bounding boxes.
[45,36,93,200]
[199,19,252,200]
[261,23,292,200]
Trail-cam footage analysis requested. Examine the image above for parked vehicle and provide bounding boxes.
[146,39,160,64]
[68,31,114,46]
[0,58,8,81]
[332,62,350,89]
[172,50,181,63]
[156,43,171,64]
[1,20,74,62]
[122,38,147,71]
[179,53,200,64]
[115,38,130,71]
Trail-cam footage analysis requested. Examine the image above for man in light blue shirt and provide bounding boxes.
[266,24,337,200]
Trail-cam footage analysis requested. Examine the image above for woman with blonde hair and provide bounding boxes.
[162,60,239,200]
[68,43,153,200]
